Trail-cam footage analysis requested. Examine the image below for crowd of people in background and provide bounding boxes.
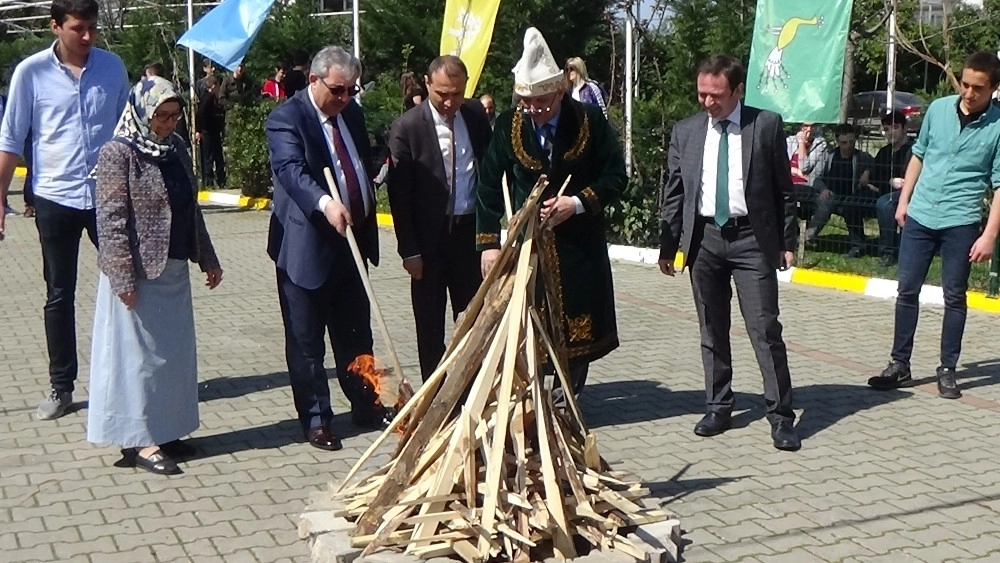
[789,111,915,266]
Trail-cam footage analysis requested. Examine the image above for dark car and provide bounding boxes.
[849,91,925,135]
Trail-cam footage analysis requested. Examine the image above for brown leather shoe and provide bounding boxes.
[306,427,343,451]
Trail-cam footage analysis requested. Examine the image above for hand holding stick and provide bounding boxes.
[322,168,406,383]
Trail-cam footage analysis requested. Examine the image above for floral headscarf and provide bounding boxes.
[112,76,181,160]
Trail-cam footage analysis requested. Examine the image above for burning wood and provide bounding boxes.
[335,177,671,562]
[348,354,415,415]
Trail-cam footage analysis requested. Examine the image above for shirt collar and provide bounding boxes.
[536,109,561,131]
[711,102,741,128]
[47,40,93,69]
[956,97,992,125]
[307,85,335,123]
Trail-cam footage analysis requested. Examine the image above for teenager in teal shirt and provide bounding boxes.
[869,51,1000,399]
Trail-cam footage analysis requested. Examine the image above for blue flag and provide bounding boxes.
[177,0,276,71]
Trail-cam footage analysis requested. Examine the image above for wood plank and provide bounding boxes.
[352,271,518,535]
[531,374,576,559]
[479,220,536,553]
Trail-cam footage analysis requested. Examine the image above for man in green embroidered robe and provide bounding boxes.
[475,27,627,395]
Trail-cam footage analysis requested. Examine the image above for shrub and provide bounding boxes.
[226,99,278,198]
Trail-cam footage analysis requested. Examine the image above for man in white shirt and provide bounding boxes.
[659,54,801,451]
[387,56,493,381]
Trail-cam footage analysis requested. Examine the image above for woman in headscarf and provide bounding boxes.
[88,76,223,476]
[565,57,608,117]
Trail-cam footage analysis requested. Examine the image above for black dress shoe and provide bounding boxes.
[135,449,183,475]
[306,427,343,451]
[771,420,802,451]
[161,439,197,459]
[693,412,732,437]
[351,406,397,430]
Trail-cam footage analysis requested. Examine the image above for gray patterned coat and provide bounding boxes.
[95,138,221,295]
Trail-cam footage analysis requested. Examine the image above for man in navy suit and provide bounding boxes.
[265,45,392,451]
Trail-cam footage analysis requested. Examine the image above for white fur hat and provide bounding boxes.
[512,27,565,98]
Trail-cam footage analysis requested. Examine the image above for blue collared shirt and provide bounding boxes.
[907,95,1000,230]
[0,42,129,210]
[535,110,561,149]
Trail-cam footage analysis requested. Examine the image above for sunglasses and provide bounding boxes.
[320,80,361,97]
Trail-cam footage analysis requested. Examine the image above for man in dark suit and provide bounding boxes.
[387,55,492,381]
[265,45,392,451]
[659,55,800,451]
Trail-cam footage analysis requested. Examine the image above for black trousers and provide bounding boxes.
[34,196,98,393]
[688,217,794,424]
[276,264,379,433]
[199,129,226,188]
[23,166,34,207]
[410,216,482,381]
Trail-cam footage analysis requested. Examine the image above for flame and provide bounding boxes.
[348,354,385,406]
[348,354,415,434]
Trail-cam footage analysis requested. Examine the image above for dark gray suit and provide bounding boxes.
[387,100,492,380]
[660,104,796,423]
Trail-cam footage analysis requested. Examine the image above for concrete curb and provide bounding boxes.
[375,213,1000,314]
[197,190,272,210]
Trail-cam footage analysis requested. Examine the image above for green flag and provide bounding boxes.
[745,0,853,123]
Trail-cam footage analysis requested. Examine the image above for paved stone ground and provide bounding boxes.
[3,185,1000,562]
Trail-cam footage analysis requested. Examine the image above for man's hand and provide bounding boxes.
[895,202,907,228]
[119,291,137,310]
[779,251,795,271]
[195,132,202,142]
[481,248,501,278]
[796,130,809,145]
[658,259,675,277]
[323,200,352,237]
[540,196,576,228]
[970,234,996,263]
[819,189,834,200]
[890,178,904,190]
[205,268,224,289]
[402,256,424,280]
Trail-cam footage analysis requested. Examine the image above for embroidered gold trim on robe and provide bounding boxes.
[512,114,542,171]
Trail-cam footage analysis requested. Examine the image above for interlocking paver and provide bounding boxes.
[3,184,1000,561]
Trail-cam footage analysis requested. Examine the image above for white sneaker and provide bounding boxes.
[4,205,19,216]
[37,389,72,420]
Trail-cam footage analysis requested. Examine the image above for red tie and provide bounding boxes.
[329,117,366,223]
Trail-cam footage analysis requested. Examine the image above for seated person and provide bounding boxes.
[807,124,874,256]
[870,110,914,266]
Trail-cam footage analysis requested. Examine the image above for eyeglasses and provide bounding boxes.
[319,80,361,97]
[152,110,183,122]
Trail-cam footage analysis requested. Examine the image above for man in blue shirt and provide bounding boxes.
[0,0,130,420]
[868,51,1000,399]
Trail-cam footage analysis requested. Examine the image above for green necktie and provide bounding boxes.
[715,119,730,227]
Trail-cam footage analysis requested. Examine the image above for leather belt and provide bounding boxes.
[698,215,750,228]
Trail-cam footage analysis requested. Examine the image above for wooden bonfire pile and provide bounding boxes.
[336,176,669,562]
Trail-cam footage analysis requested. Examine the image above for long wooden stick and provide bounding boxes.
[322,167,406,383]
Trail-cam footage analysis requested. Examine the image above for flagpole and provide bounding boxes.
[187,0,198,173]
[624,2,634,177]
[886,0,897,111]
[352,0,360,59]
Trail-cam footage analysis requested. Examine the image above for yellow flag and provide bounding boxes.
[440,0,503,98]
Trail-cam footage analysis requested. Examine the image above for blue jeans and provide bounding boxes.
[876,191,900,256]
[891,218,980,369]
